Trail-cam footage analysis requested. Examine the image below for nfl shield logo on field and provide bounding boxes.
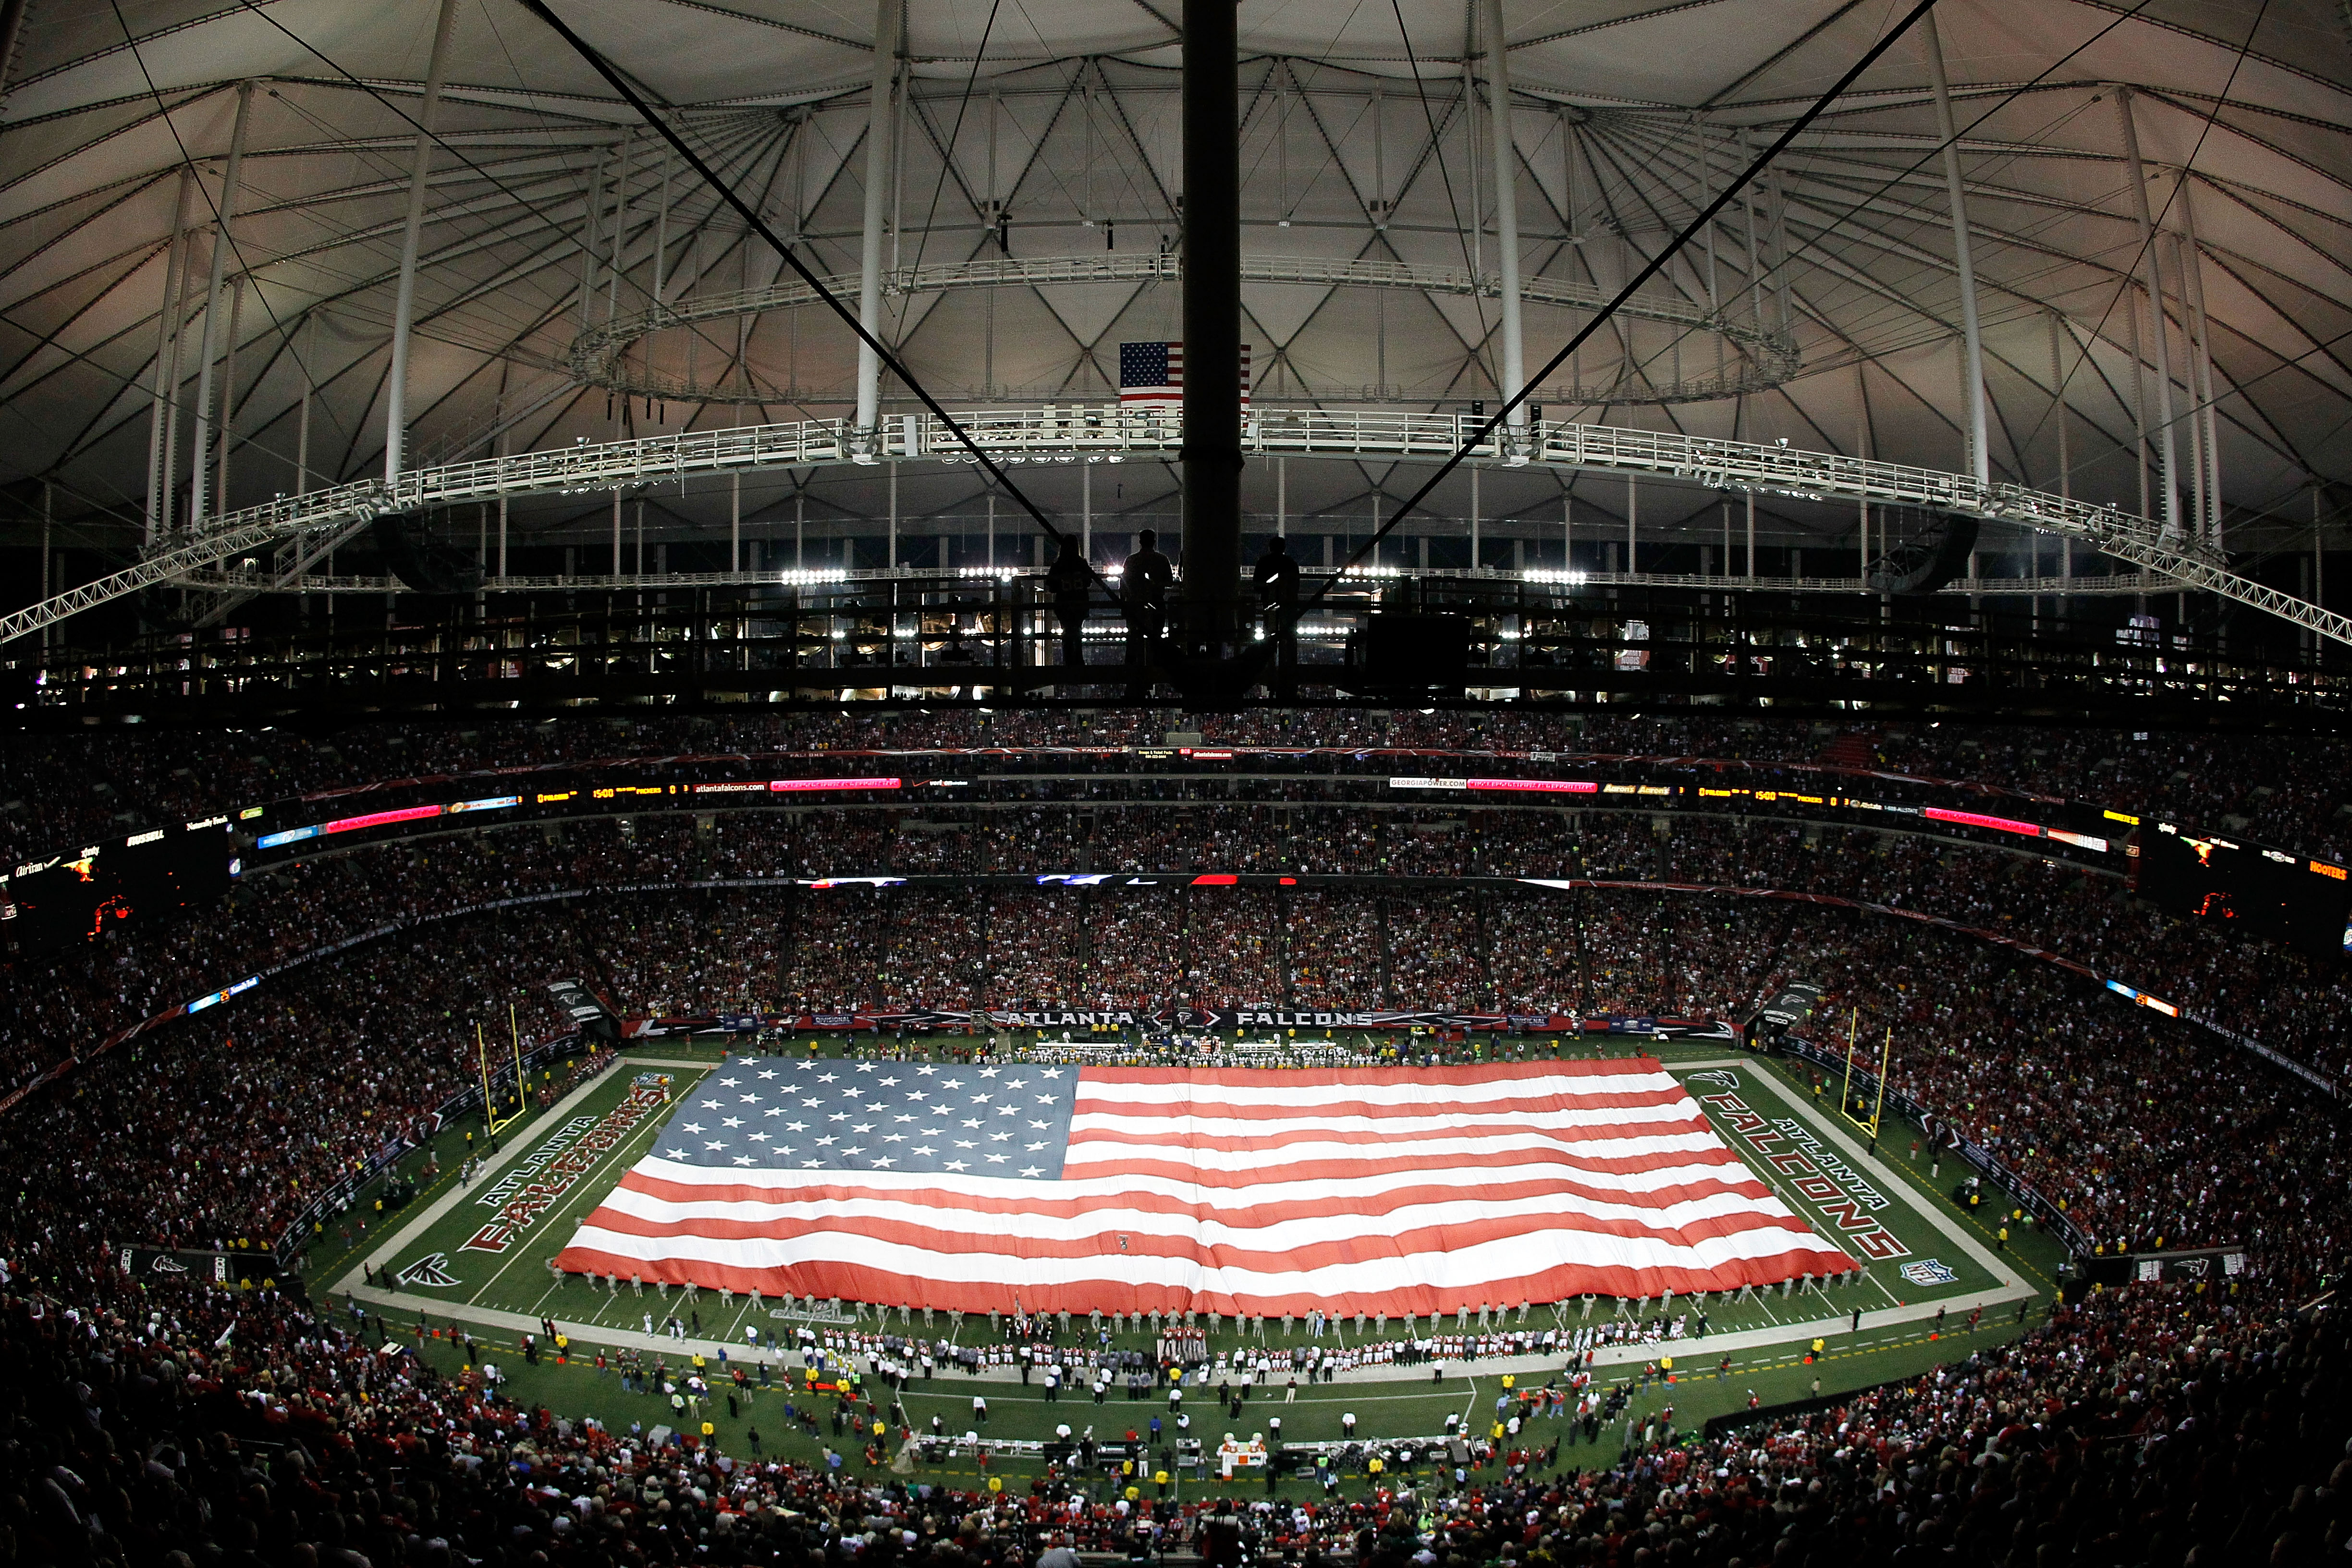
[1899,1259,1959,1287]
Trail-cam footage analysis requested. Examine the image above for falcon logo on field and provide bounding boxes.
[1899,1259,1958,1286]
[396,1253,459,1288]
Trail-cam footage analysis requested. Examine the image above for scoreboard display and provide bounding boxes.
[1,821,233,956]
[2136,823,2352,960]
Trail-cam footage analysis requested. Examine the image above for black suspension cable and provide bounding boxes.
[514,0,1099,580]
[899,0,1003,283]
[1302,0,1945,611]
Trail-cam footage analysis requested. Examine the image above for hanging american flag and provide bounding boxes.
[557,1059,1854,1315]
[1119,342,1251,407]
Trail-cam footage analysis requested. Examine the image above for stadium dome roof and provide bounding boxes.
[0,0,2344,561]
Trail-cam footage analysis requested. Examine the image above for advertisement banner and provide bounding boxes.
[2079,1246,2251,1287]
[548,978,621,1041]
[117,1245,284,1288]
[622,1005,1733,1038]
[2130,1246,2249,1285]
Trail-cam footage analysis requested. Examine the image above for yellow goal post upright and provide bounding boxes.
[1837,1017,1894,1153]
[509,1001,527,1115]
[1872,1026,1891,1141]
[477,1014,527,1137]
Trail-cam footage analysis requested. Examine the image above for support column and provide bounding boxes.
[1180,0,1243,647]
[2115,86,2181,541]
[579,142,608,336]
[1921,13,1987,490]
[2050,309,2072,597]
[37,483,49,653]
[2047,310,2071,501]
[190,79,255,528]
[384,0,461,485]
[1855,362,1872,573]
[1482,0,1524,437]
[215,276,245,516]
[295,311,316,498]
[1624,474,1636,574]
[652,144,673,304]
[2175,174,2223,551]
[854,0,901,443]
[145,168,195,544]
[2170,234,2207,549]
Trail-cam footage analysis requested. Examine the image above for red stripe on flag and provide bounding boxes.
[606,1165,1780,1225]
[551,1246,1850,1319]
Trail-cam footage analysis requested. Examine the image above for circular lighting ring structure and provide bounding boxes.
[5,407,2344,651]
[566,254,1802,408]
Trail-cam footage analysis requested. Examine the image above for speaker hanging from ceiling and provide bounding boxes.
[370,513,485,597]
[1863,506,1980,595]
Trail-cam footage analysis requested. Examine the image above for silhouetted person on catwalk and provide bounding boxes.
[1047,534,1092,665]
[1122,528,1173,695]
[1255,535,1301,695]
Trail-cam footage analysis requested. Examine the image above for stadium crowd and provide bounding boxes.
[0,851,2328,1271]
[6,1243,2338,1568]
[0,716,2348,1565]
[6,710,2348,869]
[12,793,2351,1093]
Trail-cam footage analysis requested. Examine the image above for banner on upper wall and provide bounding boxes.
[2132,1247,2249,1285]
[117,1245,284,1288]
[622,1006,1737,1038]
[2079,1245,2250,1287]
[549,978,622,1041]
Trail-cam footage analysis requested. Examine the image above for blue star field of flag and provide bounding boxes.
[650,1060,1078,1180]
[1119,341,1177,390]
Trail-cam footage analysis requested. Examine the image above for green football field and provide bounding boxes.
[313,1036,2064,1488]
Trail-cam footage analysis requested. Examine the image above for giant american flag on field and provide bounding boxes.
[555,1058,1854,1314]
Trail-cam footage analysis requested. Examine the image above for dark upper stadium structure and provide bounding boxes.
[0,3,2348,1566]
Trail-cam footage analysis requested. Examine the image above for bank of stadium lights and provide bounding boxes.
[937,454,1126,466]
[1521,569,1591,586]
[772,569,854,587]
